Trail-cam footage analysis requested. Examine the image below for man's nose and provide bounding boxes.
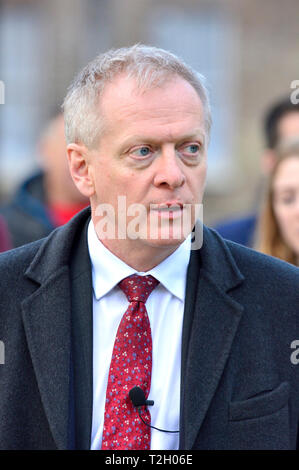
[153,147,186,189]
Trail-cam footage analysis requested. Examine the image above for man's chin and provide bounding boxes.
[137,232,188,250]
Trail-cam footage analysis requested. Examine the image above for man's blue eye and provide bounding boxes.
[135,147,151,157]
[186,144,199,154]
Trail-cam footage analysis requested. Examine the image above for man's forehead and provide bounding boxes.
[99,73,205,130]
[101,73,202,109]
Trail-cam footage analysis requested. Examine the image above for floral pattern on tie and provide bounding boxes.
[101,274,159,450]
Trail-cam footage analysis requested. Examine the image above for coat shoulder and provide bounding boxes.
[227,237,299,280]
[216,235,299,305]
[205,226,299,293]
[0,239,44,284]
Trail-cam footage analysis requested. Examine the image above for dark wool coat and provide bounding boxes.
[0,207,298,449]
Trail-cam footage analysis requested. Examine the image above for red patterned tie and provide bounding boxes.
[101,274,159,450]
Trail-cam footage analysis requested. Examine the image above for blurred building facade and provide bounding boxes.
[0,0,299,224]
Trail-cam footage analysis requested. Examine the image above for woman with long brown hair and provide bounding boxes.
[255,137,299,266]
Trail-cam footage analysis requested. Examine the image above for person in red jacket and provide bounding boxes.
[0,113,89,248]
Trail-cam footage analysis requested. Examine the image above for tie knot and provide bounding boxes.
[119,274,159,303]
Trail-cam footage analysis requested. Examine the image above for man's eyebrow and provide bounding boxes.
[121,130,206,147]
[275,186,297,193]
[178,131,206,143]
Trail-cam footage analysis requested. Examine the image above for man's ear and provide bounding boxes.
[66,143,95,198]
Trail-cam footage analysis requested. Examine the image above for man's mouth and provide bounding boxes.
[149,202,185,219]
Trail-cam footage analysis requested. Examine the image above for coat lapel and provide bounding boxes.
[69,221,93,449]
[20,208,92,450]
[180,226,245,449]
[21,266,72,449]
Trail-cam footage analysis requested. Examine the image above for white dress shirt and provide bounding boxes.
[88,220,191,450]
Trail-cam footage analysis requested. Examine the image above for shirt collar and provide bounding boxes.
[87,219,191,302]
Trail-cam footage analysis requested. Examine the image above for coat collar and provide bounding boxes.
[24,207,92,285]
[199,224,245,292]
[23,209,243,292]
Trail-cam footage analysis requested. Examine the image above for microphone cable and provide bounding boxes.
[129,386,179,434]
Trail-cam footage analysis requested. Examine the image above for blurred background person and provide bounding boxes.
[0,113,89,248]
[254,137,299,266]
[262,98,299,173]
[213,98,299,247]
[0,214,11,252]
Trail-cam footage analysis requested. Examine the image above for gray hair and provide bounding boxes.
[63,44,212,149]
